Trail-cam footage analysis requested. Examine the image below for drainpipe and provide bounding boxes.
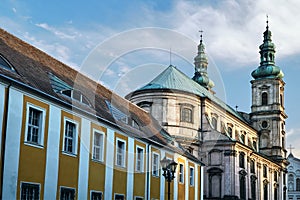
[0,83,11,199]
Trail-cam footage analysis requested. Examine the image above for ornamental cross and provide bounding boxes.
[288,144,295,153]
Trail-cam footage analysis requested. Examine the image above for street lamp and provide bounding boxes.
[160,156,178,200]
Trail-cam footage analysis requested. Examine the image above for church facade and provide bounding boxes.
[287,153,300,199]
[127,22,288,199]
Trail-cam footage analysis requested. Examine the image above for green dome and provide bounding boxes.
[251,65,284,79]
[252,22,284,80]
[192,72,214,88]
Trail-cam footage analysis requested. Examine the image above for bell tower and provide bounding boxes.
[250,18,287,162]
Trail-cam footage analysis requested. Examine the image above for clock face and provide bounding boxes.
[261,121,268,129]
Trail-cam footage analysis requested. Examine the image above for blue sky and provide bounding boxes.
[1,0,300,156]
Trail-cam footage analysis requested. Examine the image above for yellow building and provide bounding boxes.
[0,28,204,199]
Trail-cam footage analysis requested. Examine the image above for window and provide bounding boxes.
[274,171,278,182]
[239,153,245,169]
[93,131,104,161]
[240,133,245,143]
[262,92,268,105]
[26,106,45,145]
[250,160,255,173]
[152,153,159,177]
[91,191,102,200]
[116,139,126,167]
[190,167,194,186]
[251,175,257,200]
[21,182,40,200]
[253,141,257,151]
[181,107,193,123]
[115,194,125,200]
[63,120,77,154]
[240,174,246,200]
[264,183,268,200]
[211,117,217,130]
[135,197,143,200]
[136,146,144,172]
[280,94,283,107]
[60,187,75,200]
[61,89,91,106]
[0,54,14,71]
[296,178,300,191]
[228,127,233,137]
[263,165,268,178]
[179,163,184,183]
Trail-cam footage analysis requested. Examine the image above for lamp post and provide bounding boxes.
[160,156,178,200]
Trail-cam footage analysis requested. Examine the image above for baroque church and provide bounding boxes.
[126,21,288,199]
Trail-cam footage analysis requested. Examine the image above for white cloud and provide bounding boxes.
[35,23,76,40]
[12,7,17,13]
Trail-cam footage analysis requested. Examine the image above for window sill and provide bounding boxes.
[152,174,160,178]
[24,142,44,149]
[115,164,126,169]
[92,158,104,164]
[62,151,77,157]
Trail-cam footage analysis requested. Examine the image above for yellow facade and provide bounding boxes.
[112,132,128,198]
[17,96,49,199]
[177,157,186,200]
[133,140,146,198]
[88,123,107,200]
[56,111,81,198]
[150,146,161,200]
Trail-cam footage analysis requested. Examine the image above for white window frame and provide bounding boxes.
[152,152,160,177]
[60,186,76,200]
[90,190,103,200]
[92,129,105,162]
[136,146,144,172]
[62,118,78,155]
[25,103,46,146]
[134,196,144,200]
[115,138,126,168]
[20,181,41,200]
[114,193,125,200]
[179,163,184,184]
[190,167,195,186]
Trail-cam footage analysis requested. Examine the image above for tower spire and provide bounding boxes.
[251,17,284,79]
[192,30,214,89]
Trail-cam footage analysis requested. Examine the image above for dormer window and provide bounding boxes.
[48,72,91,107]
[0,54,15,71]
[61,89,91,106]
[106,100,128,123]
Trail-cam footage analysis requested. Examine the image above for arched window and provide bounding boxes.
[228,127,232,137]
[263,165,268,178]
[250,160,255,173]
[274,171,278,182]
[262,92,268,105]
[239,153,245,168]
[240,174,246,200]
[0,54,15,71]
[296,178,300,191]
[211,117,217,130]
[251,175,257,200]
[264,182,268,200]
[288,174,294,191]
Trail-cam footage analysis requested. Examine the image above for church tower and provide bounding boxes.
[192,32,214,90]
[250,19,287,162]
